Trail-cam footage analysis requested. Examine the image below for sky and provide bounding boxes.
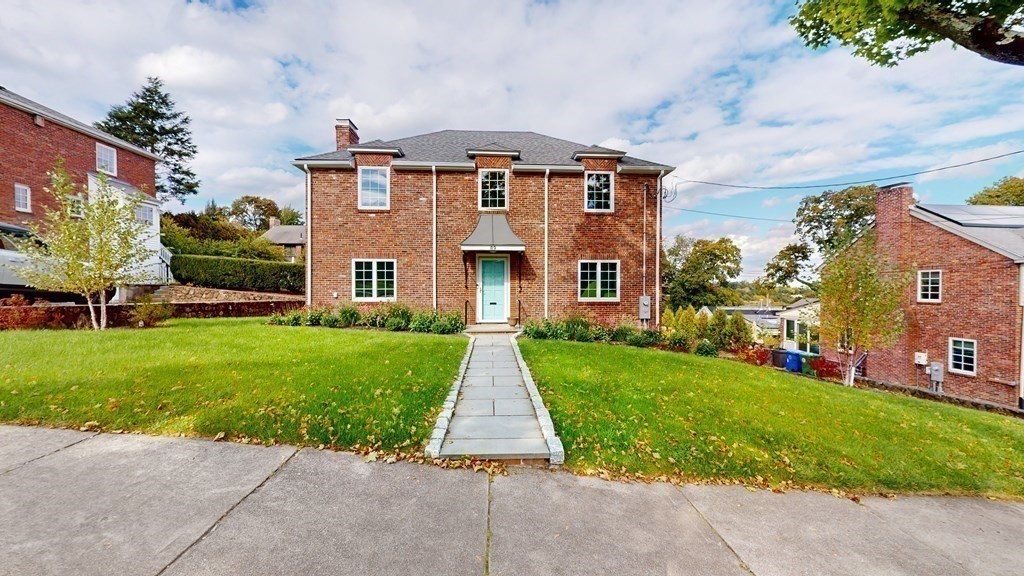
[2,0,1023,278]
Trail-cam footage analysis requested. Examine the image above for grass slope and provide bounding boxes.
[519,339,1024,498]
[0,318,466,451]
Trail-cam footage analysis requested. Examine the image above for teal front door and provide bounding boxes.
[480,259,506,322]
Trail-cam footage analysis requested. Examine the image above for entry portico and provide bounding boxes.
[462,213,526,325]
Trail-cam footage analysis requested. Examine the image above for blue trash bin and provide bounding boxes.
[784,351,803,372]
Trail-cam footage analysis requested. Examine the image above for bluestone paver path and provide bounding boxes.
[439,332,549,459]
[4,425,1024,575]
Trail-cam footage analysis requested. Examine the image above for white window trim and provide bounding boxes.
[96,142,118,176]
[578,259,620,302]
[948,337,977,376]
[357,166,391,210]
[67,194,85,218]
[917,269,942,303]
[351,258,397,302]
[583,171,615,213]
[14,183,31,213]
[477,169,509,211]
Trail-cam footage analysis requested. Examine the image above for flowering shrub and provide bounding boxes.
[809,356,843,380]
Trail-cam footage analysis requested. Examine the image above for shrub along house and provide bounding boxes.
[294,120,674,328]
[0,86,168,292]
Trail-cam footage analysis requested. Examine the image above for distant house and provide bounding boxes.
[697,305,782,342]
[0,86,168,288]
[777,298,820,353]
[821,184,1024,409]
[261,217,305,262]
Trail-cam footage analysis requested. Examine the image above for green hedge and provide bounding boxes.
[171,254,304,294]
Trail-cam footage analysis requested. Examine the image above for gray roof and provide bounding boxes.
[912,204,1024,262]
[296,129,673,169]
[461,214,526,251]
[0,86,161,161]
[784,298,819,310]
[261,225,306,246]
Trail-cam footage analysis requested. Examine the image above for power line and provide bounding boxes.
[676,149,1024,191]
[663,205,792,222]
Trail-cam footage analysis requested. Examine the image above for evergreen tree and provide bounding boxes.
[676,306,698,344]
[95,77,200,202]
[708,309,731,350]
[728,312,754,350]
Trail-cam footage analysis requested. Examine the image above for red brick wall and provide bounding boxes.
[309,154,661,327]
[828,186,1022,408]
[0,102,156,228]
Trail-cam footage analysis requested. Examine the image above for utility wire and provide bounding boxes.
[662,205,792,222]
[676,149,1024,191]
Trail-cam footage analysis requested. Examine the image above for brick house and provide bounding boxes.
[294,120,674,327]
[825,184,1024,409]
[0,86,168,284]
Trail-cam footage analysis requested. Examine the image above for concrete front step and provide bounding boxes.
[464,324,520,334]
[438,438,550,459]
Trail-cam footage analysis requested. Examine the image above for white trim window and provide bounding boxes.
[66,195,85,218]
[96,142,117,176]
[352,259,396,301]
[14,183,31,213]
[478,169,508,210]
[358,166,390,210]
[135,204,155,225]
[949,338,977,376]
[918,270,942,302]
[584,171,614,212]
[578,260,619,301]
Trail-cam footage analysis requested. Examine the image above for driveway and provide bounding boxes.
[2,425,1022,576]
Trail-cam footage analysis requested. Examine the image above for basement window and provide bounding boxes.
[917,270,941,302]
[949,338,976,376]
[353,259,396,301]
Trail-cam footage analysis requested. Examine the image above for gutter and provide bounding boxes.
[301,163,312,307]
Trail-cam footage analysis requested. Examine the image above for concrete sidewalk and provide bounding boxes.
[2,425,1023,576]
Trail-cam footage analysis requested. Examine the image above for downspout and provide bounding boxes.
[642,182,648,311]
[432,165,438,311]
[656,170,666,327]
[1019,264,1024,409]
[302,163,311,307]
[544,168,550,319]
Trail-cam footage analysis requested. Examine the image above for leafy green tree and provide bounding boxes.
[762,185,877,290]
[230,195,281,232]
[696,309,711,342]
[10,162,155,329]
[95,77,200,202]
[967,176,1024,206]
[819,231,911,385]
[663,236,743,309]
[676,306,699,344]
[792,1,1024,67]
[707,308,731,350]
[279,205,304,226]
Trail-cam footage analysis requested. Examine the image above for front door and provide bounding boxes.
[479,258,507,323]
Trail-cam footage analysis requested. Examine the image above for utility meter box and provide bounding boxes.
[638,296,652,320]
[914,352,928,365]
[929,361,944,383]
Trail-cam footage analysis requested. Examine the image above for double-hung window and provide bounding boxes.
[584,172,614,212]
[578,260,619,301]
[14,184,30,213]
[96,143,117,176]
[353,259,396,301]
[949,338,977,376]
[358,167,390,209]
[135,204,155,225]
[67,195,85,218]
[478,169,508,210]
[918,270,941,302]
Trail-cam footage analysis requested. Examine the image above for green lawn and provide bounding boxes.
[519,339,1024,498]
[0,318,466,451]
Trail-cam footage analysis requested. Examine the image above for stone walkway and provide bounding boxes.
[438,332,549,460]
[4,425,1024,576]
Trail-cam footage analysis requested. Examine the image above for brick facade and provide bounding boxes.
[826,186,1022,408]
[0,99,157,228]
[307,139,663,328]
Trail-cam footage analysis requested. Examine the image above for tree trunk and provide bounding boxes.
[845,359,856,386]
[85,293,99,331]
[901,7,1024,67]
[99,290,108,330]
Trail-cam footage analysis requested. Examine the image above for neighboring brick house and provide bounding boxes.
[824,184,1024,409]
[0,86,168,283]
[294,120,674,327]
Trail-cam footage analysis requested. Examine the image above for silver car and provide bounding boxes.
[0,226,29,288]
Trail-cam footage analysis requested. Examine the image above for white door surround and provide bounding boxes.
[475,254,510,324]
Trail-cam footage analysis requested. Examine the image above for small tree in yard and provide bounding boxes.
[11,162,155,330]
[818,231,910,386]
[728,312,754,351]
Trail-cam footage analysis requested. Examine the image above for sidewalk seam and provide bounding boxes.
[0,430,98,476]
[674,486,756,575]
[154,446,299,576]
[425,335,476,458]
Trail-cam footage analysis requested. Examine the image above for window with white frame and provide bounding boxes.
[14,183,30,212]
[478,170,507,210]
[918,270,942,302]
[135,204,155,225]
[96,143,117,176]
[353,259,396,301]
[66,195,85,218]
[578,260,619,301]
[949,338,977,376]
[585,172,614,212]
[358,167,390,209]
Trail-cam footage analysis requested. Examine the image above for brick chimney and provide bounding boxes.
[335,119,359,150]
[874,182,915,265]
[268,216,281,229]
